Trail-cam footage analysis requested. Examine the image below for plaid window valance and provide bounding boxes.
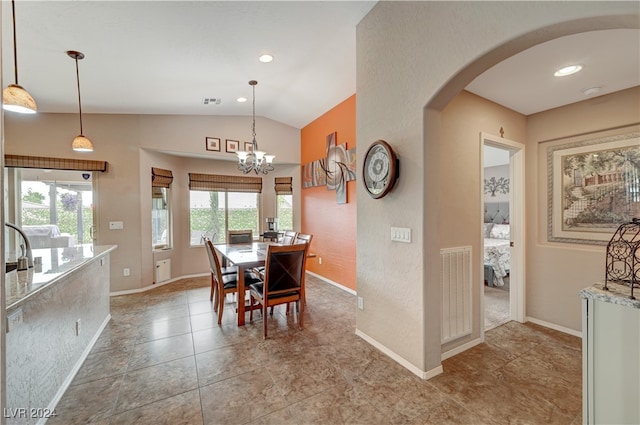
[188,173,262,193]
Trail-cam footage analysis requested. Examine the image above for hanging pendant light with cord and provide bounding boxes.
[2,0,37,114]
[236,80,275,174]
[67,50,94,152]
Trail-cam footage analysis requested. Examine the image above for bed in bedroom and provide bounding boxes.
[484,202,510,287]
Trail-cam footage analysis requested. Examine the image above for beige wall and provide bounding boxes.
[527,87,640,331]
[356,1,639,375]
[440,91,526,352]
[4,113,300,292]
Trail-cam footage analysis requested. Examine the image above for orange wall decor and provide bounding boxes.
[301,95,356,291]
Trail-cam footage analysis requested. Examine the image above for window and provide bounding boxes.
[151,167,173,250]
[152,187,171,249]
[275,177,293,230]
[12,169,93,253]
[277,194,293,230]
[189,191,260,245]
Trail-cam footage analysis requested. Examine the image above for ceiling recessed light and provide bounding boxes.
[582,87,601,96]
[554,65,583,77]
[237,97,247,103]
[259,54,273,63]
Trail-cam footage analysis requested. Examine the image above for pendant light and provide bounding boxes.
[2,0,37,114]
[67,50,94,152]
[236,80,275,174]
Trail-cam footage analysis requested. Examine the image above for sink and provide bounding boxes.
[6,263,18,273]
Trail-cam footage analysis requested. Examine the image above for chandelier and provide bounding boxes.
[237,80,275,174]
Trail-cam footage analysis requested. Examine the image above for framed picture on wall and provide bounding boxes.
[225,139,239,153]
[547,131,640,245]
[244,141,254,153]
[205,137,220,152]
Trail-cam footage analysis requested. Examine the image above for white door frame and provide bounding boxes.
[480,132,525,339]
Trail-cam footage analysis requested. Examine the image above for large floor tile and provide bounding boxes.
[114,356,199,413]
[109,389,203,425]
[128,332,194,371]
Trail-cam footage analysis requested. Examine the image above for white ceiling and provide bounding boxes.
[2,2,639,130]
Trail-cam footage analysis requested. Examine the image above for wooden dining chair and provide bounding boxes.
[203,236,236,276]
[281,230,298,245]
[205,240,260,324]
[249,243,309,338]
[227,229,253,244]
[293,233,313,246]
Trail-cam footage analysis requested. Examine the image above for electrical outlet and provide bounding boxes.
[123,268,130,276]
[319,257,323,265]
[357,296,364,310]
[75,319,81,336]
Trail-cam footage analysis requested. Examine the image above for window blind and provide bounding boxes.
[151,167,173,188]
[5,154,108,172]
[188,173,262,193]
[274,177,293,195]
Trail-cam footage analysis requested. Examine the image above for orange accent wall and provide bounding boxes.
[301,95,356,291]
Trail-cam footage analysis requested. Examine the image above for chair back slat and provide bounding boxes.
[280,230,298,245]
[228,229,253,244]
[293,233,313,246]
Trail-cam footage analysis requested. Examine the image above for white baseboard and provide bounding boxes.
[525,316,582,338]
[306,271,356,295]
[441,337,483,361]
[355,329,443,380]
[40,314,111,425]
[110,273,208,296]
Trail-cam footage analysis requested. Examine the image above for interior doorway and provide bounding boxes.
[480,133,525,337]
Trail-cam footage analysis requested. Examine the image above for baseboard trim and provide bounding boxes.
[110,273,208,296]
[355,329,443,380]
[526,316,582,338]
[306,271,356,295]
[441,337,483,361]
[40,314,111,425]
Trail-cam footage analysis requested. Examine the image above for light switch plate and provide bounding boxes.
[109,221,124,230]
[391,227,411,243]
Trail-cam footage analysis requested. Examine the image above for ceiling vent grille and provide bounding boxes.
[203,98,222,105]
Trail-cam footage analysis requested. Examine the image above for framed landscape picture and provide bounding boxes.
[225,139,239,153]
[205,137,220,152]
[548,131,640,244]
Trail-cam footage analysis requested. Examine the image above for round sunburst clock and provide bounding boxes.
[362,140,399,199]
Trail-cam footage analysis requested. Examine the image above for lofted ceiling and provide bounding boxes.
[2,2,638,130]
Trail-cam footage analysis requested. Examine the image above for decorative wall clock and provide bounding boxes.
[362,140,399,199]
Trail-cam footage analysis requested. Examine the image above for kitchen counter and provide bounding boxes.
[5,244,117,311]
[579,281,640,309]
[5,244,116,425]
[580,281,640,425]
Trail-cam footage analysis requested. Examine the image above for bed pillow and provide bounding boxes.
[483,223,494,238]
[489,224,510,240]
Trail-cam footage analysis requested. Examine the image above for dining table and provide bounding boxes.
[213,241,275,326]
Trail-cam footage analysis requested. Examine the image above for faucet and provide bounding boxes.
[5,222,33,268]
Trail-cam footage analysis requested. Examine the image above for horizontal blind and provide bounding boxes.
[5,154,108,172]
[274,177,293,195]
[151,167,173,188]
[189,173,262,193]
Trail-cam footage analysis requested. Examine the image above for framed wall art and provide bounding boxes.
[548,131,639,245]
[205,137,220,152]
[225,139,239,153]
[244,141,254,153]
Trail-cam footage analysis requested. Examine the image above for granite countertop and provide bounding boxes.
[5,244,117,311]
[580,281,640,310]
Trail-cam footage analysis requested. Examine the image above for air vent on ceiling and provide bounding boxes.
[203,98,222,105]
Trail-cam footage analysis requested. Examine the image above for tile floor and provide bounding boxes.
[49,274,582,425]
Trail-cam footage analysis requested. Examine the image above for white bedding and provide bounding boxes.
[484,238,510,286]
